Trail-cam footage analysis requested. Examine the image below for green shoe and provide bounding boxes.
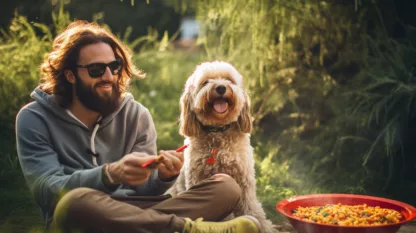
[181,215,260,233]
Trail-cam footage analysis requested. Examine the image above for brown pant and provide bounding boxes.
[52,174,241,233]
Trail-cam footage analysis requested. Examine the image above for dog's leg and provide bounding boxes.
[165,172,186,196]
[232,181,279,233]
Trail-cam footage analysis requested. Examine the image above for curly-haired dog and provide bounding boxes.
[168,61,277,233]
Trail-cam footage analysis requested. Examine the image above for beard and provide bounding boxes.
[74,74,121,117]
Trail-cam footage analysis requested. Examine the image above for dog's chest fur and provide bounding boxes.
[183,131,255,189]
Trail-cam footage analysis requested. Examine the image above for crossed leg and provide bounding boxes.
[52,174,241,233]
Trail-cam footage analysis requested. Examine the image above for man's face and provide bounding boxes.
[74,42,121,116]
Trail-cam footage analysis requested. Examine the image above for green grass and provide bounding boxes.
[0,170,44,233]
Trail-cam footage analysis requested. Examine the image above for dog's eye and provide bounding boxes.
[202,81,209,86]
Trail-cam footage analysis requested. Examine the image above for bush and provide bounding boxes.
[0,14,53,171]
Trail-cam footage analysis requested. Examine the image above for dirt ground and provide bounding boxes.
[274,220,416,233]
[398,223,416,233]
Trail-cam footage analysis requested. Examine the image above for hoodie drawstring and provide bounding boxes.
[89,117,102,166]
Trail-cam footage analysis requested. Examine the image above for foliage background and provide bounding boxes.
[0,0,416,232]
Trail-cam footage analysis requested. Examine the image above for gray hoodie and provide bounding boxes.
[16,86,174,222]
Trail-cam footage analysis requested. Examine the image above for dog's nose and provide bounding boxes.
[215,85,226,95]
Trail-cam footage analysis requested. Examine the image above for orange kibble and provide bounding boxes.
[292,204,402,226]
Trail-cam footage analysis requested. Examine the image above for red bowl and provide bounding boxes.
[276,194,416,233]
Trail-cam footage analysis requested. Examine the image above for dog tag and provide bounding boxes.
[206,157,215,165]
[206,147,217,165]
[211,148,217,155]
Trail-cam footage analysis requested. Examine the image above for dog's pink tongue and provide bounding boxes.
[213,100,228,113]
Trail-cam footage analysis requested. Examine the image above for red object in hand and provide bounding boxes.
[140,159,157,168]
[176,144,188,152]
[140,156,164,168]
[141,145,188,168]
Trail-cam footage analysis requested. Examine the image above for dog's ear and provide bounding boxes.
[238,92,253,133]
[179,90,201,137]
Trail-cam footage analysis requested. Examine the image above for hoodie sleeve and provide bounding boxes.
[16,109,114,215]
[130,107,177,195]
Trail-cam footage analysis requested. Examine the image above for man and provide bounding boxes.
[15,20,260,233]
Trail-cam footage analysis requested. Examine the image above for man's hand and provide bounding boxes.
[108,152,158,186]
[157,150,184,181]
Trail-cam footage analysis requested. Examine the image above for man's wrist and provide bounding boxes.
[103,163,120,186]
[158,172,179,182]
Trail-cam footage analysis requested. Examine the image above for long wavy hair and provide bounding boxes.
[40,20,144,107]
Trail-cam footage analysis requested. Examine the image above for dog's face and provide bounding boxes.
[179,61,252,137]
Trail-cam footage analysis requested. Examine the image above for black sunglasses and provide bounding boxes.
[75,59,122,78]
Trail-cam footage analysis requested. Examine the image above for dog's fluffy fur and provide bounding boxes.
[168,61,277,233]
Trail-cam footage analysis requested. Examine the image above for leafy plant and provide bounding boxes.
[346,28,416,190]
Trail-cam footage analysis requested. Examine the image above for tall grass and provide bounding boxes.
[0,7,69,233]
[0,14,51,168]
[346,30,416,190]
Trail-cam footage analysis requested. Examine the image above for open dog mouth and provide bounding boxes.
[209,98,230,114]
